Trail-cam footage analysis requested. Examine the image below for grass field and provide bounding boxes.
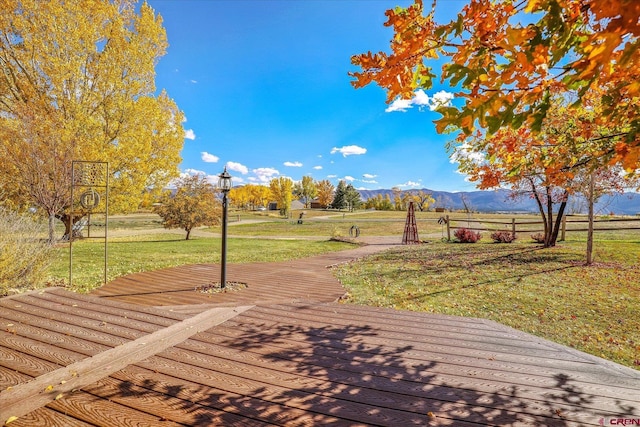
[49,233,355,293]
[46,210,640,369]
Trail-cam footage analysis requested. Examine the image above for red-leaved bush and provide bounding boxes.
[491,230,517,243]
[453,227,481,243]
[531,233,545,243]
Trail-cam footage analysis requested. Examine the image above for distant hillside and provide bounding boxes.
[357,188,640,215]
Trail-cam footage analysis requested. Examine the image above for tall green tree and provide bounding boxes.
[153,175,220,240]
[269,177,293,217]
[293,176,318,208]
[331,180,347,210]
[0,0,184,241]
[344,184,362,212]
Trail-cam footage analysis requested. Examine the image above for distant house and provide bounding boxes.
[309,199,324,209]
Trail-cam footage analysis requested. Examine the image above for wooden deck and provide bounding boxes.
[1,239,639,426]
[90,239,396,311]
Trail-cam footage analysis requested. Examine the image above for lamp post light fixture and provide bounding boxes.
[218,166,232,289]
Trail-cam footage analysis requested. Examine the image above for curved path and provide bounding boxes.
[91,236,399,312]
[1,237,638,426]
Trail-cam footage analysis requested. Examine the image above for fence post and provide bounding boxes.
[560,215,566,241]
[446,215,451,241]
[511,218,516,239]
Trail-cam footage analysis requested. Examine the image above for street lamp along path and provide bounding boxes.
[218,166,232,289]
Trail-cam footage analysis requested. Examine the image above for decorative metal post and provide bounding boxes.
[218,166,232,289]
[402,201,420,244]
[70,161,109,287]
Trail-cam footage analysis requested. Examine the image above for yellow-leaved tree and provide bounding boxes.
[153,175,221,240]
[0,0,184,242]
[269,177,293,217]
[316,180,335,209]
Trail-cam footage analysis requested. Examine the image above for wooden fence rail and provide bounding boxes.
[441,215,640,241]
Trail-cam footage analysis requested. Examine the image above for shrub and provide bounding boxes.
[491,230,517,243]
[0,207,55,296]
[453,227,481,243]
[531,232,545,243]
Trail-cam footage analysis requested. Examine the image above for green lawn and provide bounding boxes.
[49,234,354,293]
[216,209,448,237]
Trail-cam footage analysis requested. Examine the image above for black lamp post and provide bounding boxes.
[218,166,232,288]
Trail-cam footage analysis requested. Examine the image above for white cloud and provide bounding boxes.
[182,168,206,177]
[430,90,455,111]
[313,165,323,170]
[413,89,431,106]
[204,174,219,185]
[284,161,303,167]
[385,98,413,113]
[363,173,377,179]
[227,161,249,175]
[344,175,355,182]
[252,167,280,183]
[397,180,422,188]
[386,89,454,113]
[362,179,378,184]
[330,145,367,157]
[190,79,198,84]
[450,142,486,165]
[201,152,219,163]
[327,174,337,179]
[185,129,196,140]
[177,169,221,186]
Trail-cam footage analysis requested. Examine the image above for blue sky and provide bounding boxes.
[147,0,475,192]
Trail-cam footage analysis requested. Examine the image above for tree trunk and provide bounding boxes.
[586,173,595,265]
[544,187,554,247]
[529,181,568,248]
[548,197,568,247]
[57,213,85,241]
[530,181,549,245]
[48,214,56,244]
[185,228,191,240]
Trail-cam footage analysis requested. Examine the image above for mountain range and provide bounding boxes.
[357,188,640,216]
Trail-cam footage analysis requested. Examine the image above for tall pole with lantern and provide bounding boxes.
[218,166,232,289]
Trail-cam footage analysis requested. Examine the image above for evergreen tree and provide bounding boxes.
[344,184,362,212]
[331,181,347,210]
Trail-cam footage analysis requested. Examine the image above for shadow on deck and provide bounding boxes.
[1,237,638,426]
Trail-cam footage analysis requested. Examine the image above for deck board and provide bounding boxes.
[1,239,639,426]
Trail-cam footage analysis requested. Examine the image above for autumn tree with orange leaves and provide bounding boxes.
[350,0,640,179]
[451,88,635,248]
